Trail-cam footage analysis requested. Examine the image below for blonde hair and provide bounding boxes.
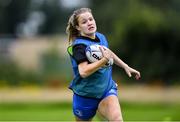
[66,8,92,45]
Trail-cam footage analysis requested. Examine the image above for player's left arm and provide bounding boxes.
[102,46,141,80]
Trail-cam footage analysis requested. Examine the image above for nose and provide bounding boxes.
[87,20,93,26]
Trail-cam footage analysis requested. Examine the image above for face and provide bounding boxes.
[76,12,97,38]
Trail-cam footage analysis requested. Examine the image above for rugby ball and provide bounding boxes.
[85,44,113,67]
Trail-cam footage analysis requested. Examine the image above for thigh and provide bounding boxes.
[98,95,123,121]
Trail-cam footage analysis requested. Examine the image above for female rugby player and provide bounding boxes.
[66,8,140,122]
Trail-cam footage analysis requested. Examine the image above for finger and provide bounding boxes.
[102,46,107,50]
[135,74,140,80]
[136,71,141,78]
[99,46,104,52]
[99,46,105,55]
[126,70,132,77]
[135,73,141,80]
[138,72,141,78]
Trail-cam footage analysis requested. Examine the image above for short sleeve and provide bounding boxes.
[73,44,88,64]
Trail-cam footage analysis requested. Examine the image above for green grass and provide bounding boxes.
[0,102,180,121]
[0,102,101,121]
[122,102,180,121]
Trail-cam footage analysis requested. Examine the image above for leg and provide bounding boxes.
[98,95,123,122]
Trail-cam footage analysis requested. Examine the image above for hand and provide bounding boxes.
[99,46,112,61]
[124,66,141,80]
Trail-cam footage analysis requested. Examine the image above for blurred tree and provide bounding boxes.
[116,1,180,84]
[40,44,72,87]
[0,0,31,36]
[38,1,66,35]
[90,0,180,85]
[0,0,70,36]
[0,0,180,85]
[90,0,125,34]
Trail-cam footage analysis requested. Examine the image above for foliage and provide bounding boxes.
[0,59,42,86]
[91,0,180,85]
[0,0,180,85]
[40,46,72,87]
[0,0,31,35]
[0,46,72,87]
[0,60,21,86]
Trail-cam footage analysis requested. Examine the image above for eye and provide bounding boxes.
[89,17,93,21]
[82,21,86,24]
[81,20,87,24]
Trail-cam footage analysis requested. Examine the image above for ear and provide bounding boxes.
[76,25,81,31]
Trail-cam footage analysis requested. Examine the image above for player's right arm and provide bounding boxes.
[78,58,108,78]
[73,44,110,78]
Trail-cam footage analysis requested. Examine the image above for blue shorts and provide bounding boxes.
[72,88,118,120]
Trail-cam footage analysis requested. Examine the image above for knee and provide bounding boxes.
[109,112,123,122]
[113,116,123,122]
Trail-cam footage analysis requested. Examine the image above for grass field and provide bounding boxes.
[0,102,180,121]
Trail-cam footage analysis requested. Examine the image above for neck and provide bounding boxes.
[81,33,95,39]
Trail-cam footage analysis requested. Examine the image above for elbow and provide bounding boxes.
[78,63,92,78]
[79,69,89,78]
[79,71,89,78]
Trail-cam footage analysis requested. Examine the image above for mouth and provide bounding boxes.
[88,26,95,31]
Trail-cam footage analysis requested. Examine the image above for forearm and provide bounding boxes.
[111,51,141,79]
[111,50,129,69]
[78,57,108,78]
[102,46,128,69]
[104,47,141,79]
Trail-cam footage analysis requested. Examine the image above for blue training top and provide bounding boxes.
[68,32,117,99]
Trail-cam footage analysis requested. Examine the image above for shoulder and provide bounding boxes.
[96,32,105,38]
[73,44,87,51]
[73,38,86,45]
[96,32,109,47]
[72,44,88,64]
[96,32,107,41]
[72,44,87,57]
[73,37,90,46]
